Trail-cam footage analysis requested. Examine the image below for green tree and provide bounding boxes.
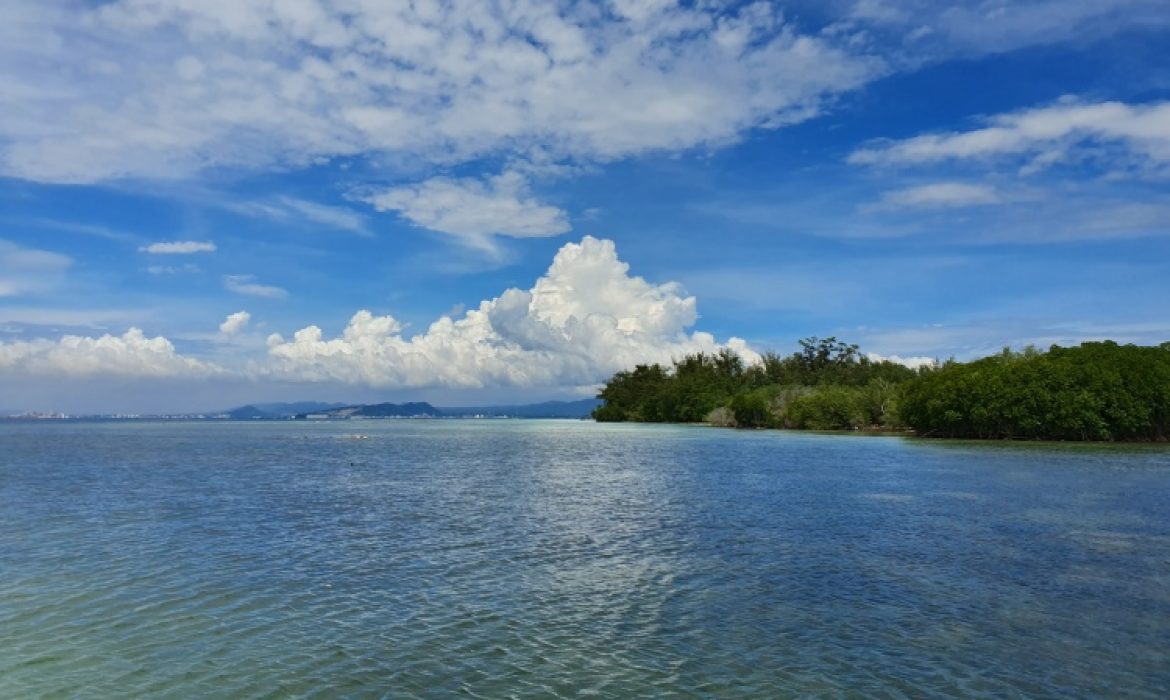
[593,337,933,433]
[899,341,1170,440]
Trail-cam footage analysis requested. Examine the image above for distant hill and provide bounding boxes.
[221,401,348,420]
[441,398,601,418]
[252,401,347,416]
[295,401,443,419]
[220,398,601,421]
[224,404,272,420]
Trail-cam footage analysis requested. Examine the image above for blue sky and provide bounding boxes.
[2,0,1169,413]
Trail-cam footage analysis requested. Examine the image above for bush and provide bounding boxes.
[785,386,867,430]
[730,389,773,428]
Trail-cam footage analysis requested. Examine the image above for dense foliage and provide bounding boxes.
[593,337,917,430]
[900,342,1170,441]
[593,338,1170,441]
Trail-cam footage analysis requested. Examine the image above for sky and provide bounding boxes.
[2,0,1170,413]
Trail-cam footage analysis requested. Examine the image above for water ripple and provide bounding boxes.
[1,421,1168,698]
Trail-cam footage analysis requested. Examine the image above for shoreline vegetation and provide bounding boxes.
[592,337,1170,442]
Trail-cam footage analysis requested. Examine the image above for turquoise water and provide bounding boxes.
[2,421,1168,698]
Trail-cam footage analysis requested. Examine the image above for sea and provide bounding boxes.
[2,420,1168,698]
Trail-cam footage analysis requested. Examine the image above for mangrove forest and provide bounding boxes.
[592,338,1170,441]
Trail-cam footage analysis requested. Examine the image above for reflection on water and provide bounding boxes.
[1,421,1168,698]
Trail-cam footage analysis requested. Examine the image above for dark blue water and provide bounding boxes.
[2,421,1168,698]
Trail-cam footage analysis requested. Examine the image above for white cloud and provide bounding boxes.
[276,197,369,235]
[224,275,288,300]
[4,1,1167,191]
[0,0,880,184]
[226,196,369,235]
[264,236,759,390]
[0,328,221,378]
[218,310,251,336]
[849,98,1170,175]
[146,263,201,275]
[140,240,217,254]
[0,240,72,297]
[865,352,936,370]
[4,237,759,391]
[34,236,1143,396]
[858,314,1170,363]
[871,182,1002,209]
[368,171,570,245]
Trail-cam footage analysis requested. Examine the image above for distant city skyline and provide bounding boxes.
[2,0,1169,412]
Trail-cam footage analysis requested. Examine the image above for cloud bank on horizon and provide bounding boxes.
[0,236,758,391]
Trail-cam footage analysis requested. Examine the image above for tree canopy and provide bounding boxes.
[899,341,1170,441]
[594,338,917,430]
[593,338,1170,441]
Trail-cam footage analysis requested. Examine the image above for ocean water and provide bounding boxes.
[1,421,1168,699]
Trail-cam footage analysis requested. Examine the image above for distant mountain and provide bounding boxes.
[219,401,348,419]
[221,398,600,421]
[252,401,348,416]
[352,402,442,417]
[295,401,443,419]
[225,404,272,420]
[441,398,601,419]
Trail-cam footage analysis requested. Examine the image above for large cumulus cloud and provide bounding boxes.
[264,236,759,389]
[0,237,757,392]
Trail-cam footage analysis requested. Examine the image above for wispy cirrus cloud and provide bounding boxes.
[225,196,370,236]
[145,263,201,275]
[869,182,1003,210]
[0,240,72,297]
[849,98,1170,176]
[223,275,287,300]
[2,217,141,243]
[140,241,216,254]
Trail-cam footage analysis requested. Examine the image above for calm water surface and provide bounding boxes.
[1,421,1168,698]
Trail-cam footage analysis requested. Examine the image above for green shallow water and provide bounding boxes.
[1,420,1168,698]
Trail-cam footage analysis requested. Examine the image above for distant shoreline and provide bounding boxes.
[0,414,591,424]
